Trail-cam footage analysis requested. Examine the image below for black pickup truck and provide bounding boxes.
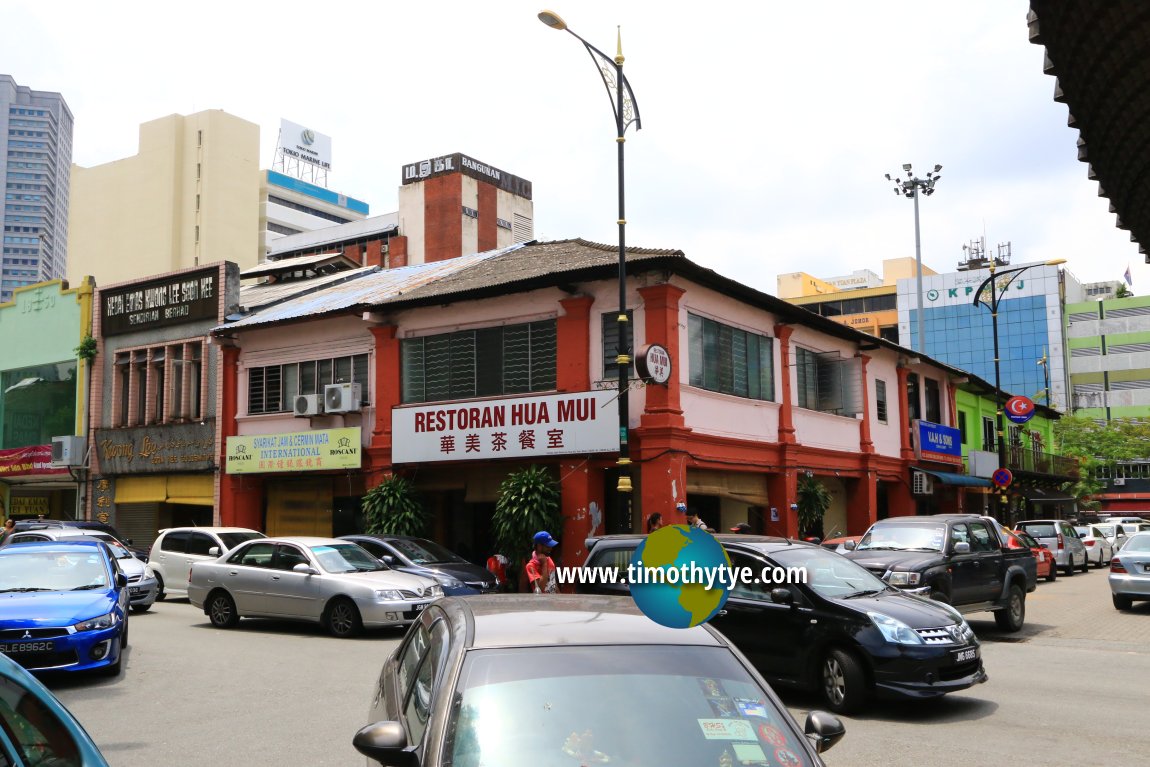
[843,513,1036,632]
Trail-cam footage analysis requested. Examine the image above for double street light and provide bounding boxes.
[538,10,642,521]
[973,259,1066,497]
[885,164,942,353]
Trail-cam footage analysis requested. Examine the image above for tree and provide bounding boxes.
[491,465,561,570]
[362,475,428,536]
[1053,415,1150,507]
[1116,283,1133,298]
[796,473,832,539]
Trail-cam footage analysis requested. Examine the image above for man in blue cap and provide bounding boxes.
[526,530,559,594]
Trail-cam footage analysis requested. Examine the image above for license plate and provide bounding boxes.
[413,603,426,612]
[0,641,54,654]
[952,647,978,663]
[130,586,144,595]
[1144,564,1150,573]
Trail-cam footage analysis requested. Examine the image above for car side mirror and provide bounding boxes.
[382,554,396,566]
[804,710,846,754]
[353,721,418,767]
[953,542,970,555]
[843,540,857,551]
[115,572,128,589]
[292,563,320,576]
[769,587,794,606]
[208,546,221,557]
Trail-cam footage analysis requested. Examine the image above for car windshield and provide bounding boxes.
[105,542,133,560]
[387,537,466,565]
[856,523,945,552]
[1121,533,1150,552]
[219,532,265,550]
[1094,525,1115,537]
[1017,523,1057,538]
[309,543,382,574]
[1016,532,1038,548]
[1074,527,1091,538]
[447,644,814,767]
[0,550,110,592]
[769,545,889,598]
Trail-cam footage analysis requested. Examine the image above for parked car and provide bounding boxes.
[1109,531,1150,610]
[353,594,846,766]
[1089,523,1127,555]
[149,526,266,600]
[1075,525,1116,567]
[1115,522,1150,546]
[339,534,496,595]
[3,528,157,613]
[844,514,1034,630]
[0,650,112,765]
[187,536,443,637]
[12,518,149,561]
[820,535,862,554]
[1009,529,1056,582]
[1015,519,1089,576]
[580,534,986,713]
[0,539,129,675]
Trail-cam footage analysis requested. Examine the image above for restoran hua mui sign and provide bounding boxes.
[226,427,361,474]
[392,391,619,463]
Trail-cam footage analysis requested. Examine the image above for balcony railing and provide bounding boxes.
[1005,446,1079,479]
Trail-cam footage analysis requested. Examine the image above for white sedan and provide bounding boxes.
[188,536,442,637]
[1075,525,1116,567]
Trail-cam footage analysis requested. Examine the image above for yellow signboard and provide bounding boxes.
[225,428,361,474]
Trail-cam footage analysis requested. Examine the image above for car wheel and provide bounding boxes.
[1063,556,1075,577]
[100,631,125,677]
[154,574,166,602]
[820,649,867,715]
[130,603,150,614]
[208,591,240,628]
[1045,563,1056,582]
[325,598,362,639]
[1113,594,1133,611]
[994,584,1025,632]
[1080,553,1089,573]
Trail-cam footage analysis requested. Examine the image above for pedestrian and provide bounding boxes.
[646,512,664,533]
[684,506,707,530]
[0,518,13,544]
[485,552,509,591]
[729,522,752,534]
[525,530,559,594]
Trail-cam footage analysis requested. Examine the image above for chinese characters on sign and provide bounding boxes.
[94,424,217,474]
[392,392,619,463]
[225,428,361,474]
[92,478,115,524]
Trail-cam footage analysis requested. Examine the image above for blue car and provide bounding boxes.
[0,650,110,764]
[0,540,129,675]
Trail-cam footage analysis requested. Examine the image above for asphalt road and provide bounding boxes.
[44,564,1150,767]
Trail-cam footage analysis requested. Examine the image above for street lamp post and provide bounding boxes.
[973,259,1066,509]
[885,164,942,353]
[539,10,642,525]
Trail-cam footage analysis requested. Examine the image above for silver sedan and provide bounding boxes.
[1109,532,1150,611]
[188,536,443,637]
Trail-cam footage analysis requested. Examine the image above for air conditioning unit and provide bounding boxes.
[51,435,85,466]
[1113,477,1127,487]
[293,394,323,417]
[912,471,934,496]
[324,383,362,414]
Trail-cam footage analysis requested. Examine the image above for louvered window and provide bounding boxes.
[1104,305,1150,319]
[248,353,370,414]
[795,347,861,416]
[400,320,557,404]
[1071,346,1101,357]
[1106,342,1150,355]
[687,314,773,401]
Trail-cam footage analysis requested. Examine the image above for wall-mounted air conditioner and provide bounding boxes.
[324,383,362,414]
[51,435,85,467]
[1113,477,1127,487]
[912,471,934,496]
[293,394,323,417]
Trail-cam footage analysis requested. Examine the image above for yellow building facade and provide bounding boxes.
[67,110,261,286]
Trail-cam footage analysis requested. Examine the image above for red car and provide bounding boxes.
[1008,529,1056,582]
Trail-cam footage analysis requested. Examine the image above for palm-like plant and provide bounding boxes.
[492,465,561,569]
[362,474,428,536]
[796,473,832,539]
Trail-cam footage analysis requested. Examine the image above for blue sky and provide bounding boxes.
[3,0,1142,294]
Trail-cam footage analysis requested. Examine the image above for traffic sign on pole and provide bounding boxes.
[992,468,1013,488]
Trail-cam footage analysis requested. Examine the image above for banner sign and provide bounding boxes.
[913,420,964,466]
[10,496,49,516]
[94,423,216,474]
[401,152,532,199]
[101,267,219,336]
[225,427,361,474]
[0,445,68,477]
[392,391,618,463]
[277,119,333,170]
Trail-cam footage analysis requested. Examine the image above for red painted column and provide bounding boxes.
[897,365,914,460]
[424,176,463,263]
[637,284,686,425]
[946,380,958,428]
[366,326,400,486]
[217,343,259,529]
[765,469,799,538]
[557,296,594,393]
[774,325,797,444]
[859,354,875,454]
[845,473,877,534]
[559,459,605,573]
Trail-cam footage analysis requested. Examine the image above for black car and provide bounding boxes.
[580,534,987,714]
[12,519,149,562]
[353,595,845,766]
[340,534,496,595]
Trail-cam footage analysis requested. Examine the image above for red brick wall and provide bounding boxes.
[477,181,497,253]
[424,176,462,263]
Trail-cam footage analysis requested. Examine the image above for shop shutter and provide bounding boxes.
[114,503,161,550]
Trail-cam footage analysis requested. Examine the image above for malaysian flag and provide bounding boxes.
[1125,264,1133,286]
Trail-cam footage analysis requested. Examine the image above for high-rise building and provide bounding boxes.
[0,75,73,302]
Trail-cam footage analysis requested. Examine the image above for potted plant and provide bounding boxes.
[491,465,561,586]
[362,474,428,537]
[796,473,832,540]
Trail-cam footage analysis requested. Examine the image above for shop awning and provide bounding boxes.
[1022,486,1076,503]
[114,475,214,505]
[919,469,993,488]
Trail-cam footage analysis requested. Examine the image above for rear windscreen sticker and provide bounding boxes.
[709,698,737,718]
[734,698,769,719]
[758,724,787,747]
[773,747,802,767]
[698,719,756,740]
[732,742,769,763]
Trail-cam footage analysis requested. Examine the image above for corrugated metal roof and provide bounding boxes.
[241,252,356,278]
[238,266,379,312]
[218,246,518,331]
[267,212,400,257]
